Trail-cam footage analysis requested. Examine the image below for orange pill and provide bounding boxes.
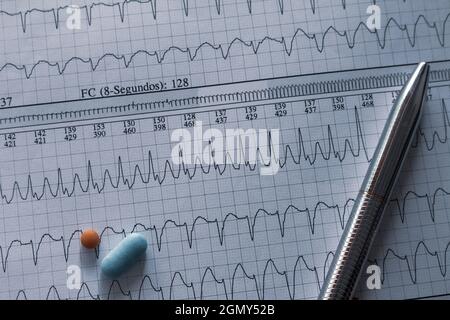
[80,229,101,249]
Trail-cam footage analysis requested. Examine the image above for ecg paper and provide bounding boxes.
[0,0,449,300]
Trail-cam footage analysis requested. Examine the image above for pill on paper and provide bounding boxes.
[101,233,148,278]
[80,229,101,249]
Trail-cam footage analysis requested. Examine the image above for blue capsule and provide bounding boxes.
[101,233,148,278]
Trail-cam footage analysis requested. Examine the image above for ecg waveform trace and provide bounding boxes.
[12,255,326,300]
[10,236,450,300]
[2,180,450,274]
[375,241,450,285]
[1,106,366,203]
[2,99,449,206]
[0,200,351,272]
[1,0,400,32]
[2,12,449,78]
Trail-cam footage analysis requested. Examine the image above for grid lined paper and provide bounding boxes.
[0,0,449,300]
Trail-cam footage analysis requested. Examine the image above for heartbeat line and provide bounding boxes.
[1,13,448,78]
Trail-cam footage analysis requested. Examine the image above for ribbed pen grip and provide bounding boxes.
[319,191,384,299]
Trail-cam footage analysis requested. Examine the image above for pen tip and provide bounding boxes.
[417,61,430,77]
[407,62,430,102]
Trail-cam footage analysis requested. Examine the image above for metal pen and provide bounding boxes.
[319,62,430,300]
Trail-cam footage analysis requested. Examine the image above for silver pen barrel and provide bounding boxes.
[319,62,430,300]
